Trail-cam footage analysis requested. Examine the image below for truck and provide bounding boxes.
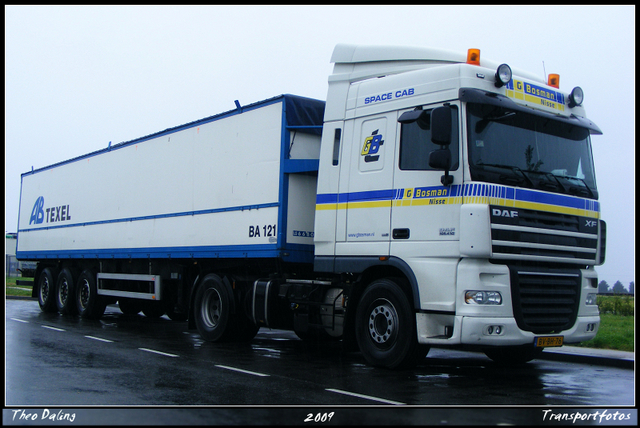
[17,44,605,369]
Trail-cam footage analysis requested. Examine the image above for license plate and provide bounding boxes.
[535,336,564,347]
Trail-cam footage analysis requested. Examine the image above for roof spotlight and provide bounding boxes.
[569,86,584,107]
[495,64,512,88]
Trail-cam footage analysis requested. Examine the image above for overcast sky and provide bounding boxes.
[4,5,635,287]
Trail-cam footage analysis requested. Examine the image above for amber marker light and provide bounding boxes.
[467,49,480,65]
[548,73,560,88]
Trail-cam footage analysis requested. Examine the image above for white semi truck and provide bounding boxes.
[17,44,605,368]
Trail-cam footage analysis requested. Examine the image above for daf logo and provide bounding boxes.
[585,220,597,227]
[493,208,519,218]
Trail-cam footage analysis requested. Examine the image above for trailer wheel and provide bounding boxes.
[194,274,235,342]
[483,345,544,365]
[55,268,77,315]
[142,301,166,318]
[355,278,427,369]
[118,298,142,315]
[37,267,58,313]
[75,270,106,320]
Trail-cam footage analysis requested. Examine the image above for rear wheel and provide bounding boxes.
[194,274,258,342]
[55,268,77,315]
[194,274,235,342]
[355,278,429,369]
[37,267,58,313]
[76,270,106,320]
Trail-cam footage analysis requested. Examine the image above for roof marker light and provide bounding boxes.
[548,73,560,88]
[569,86,584,107]
[467,49,480,65]
[494,64,512,88]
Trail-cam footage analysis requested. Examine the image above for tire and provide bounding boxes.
[118,298,142,315]
[55,268,77,315]
[484,345,544,365]
[142,301,166,318]
[75,270,106,320]
[355,278,428,369]
[194,274,236,342]
[37,267,58,313]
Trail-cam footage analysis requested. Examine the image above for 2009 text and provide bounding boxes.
[304,412,335,423]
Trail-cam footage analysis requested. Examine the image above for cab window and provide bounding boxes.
[399,106,459,171]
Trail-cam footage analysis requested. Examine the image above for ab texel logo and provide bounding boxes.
[29,196,72,225]
[361,130,384,163]
[29,196,45,225]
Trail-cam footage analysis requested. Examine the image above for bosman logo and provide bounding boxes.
[29,196,71,225]
[361,130,384,163]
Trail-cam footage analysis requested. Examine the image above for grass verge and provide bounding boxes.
[573,314,635,352]
[5,276,33,298]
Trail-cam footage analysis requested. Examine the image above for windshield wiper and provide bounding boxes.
[559,175,595,198]
[522,169,567,193]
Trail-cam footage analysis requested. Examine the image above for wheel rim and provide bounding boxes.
[368,299,398,347]
[79,279,90,310]
[40,276,50,303]
[201,288,222,329]
[58,278,69,305]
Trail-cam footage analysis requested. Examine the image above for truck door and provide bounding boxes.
[391,103,462,253]
[337,113,396,257]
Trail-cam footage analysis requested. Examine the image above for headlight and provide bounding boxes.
[494,64,512,88]
[465,290,502,305]
[569,86,584,107]
[586,293,598,305]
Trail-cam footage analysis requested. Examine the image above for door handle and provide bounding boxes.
[392,228,410,239]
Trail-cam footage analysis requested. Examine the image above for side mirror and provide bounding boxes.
[429,148,451,170]
[431,107,451,145]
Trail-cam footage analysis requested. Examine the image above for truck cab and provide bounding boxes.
[314,44,604,366]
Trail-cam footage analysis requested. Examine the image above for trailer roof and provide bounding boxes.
[22,94,325,176]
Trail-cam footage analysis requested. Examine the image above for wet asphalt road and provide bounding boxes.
[4,299,635,425]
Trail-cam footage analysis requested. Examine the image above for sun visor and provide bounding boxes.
[459,88,602,135]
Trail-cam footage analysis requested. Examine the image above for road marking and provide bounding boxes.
[215,365,270,377]
[42,325,65,332]
[326,388,405,405]
[138,348,179,358]
[85,335,114,343]
[10,318,28,323]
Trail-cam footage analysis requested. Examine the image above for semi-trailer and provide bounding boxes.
[17,44,605,368]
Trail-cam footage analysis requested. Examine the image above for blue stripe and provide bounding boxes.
[16,243,314,262]
[347,189,396,202]
[316,183,599,213]
[18,202,279,233]
[515,188,586,210]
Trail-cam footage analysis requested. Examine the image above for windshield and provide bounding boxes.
[467,102,598,199]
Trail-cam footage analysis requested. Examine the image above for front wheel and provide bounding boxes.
[355,278,428,369]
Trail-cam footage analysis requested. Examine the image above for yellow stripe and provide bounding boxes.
[317,197,599,219]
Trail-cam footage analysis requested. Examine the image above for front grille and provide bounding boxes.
[509,266,581,334]
[490,206,598,265]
